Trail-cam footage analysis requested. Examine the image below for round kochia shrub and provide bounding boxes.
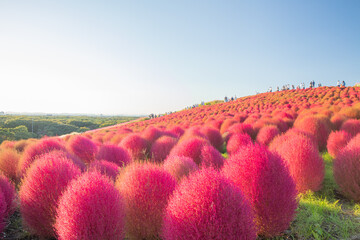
[163,156,199,181]
[67,135,97,164]
[116,163,177,239]
[226,133,252,155]
[88,160,120,181]
[327,130,352,158]
[340,119,360,137]
[150,136,178,163]
[200,126,224,152]
[96,144,131,167]
[0,148,20,181]
[199,145,225,169]
[0,174,16,218]
[222,144,297,237]
[256,125,280,146]
[168,137,209,165]
[162,168,256,240]
[55,171,125,240]
[19,153,81,238]
[18,138,66,177]
[270,133,325,193]
[333,134,360,201]
[119,134,149,161]
[0,191,7,233]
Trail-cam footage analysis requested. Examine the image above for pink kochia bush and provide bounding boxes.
[67,135,97,164]
[55,171,125,240]
[270,133,325,193]
[327,130,352,158]
[333,135,360,201]
[0,174,16,218]
[162,168,256,240]
[0,191,7,233]
[150,136,178,163]
[256,125,280,146]
[163,156,199,181]
[222,144,297,237]
[19,153,81,238]
[88,160,120,181]
[116,163,177,239]
[199,145,225,169]
[226,133,252,155]
[96,144,131,167]
[18,138,66,177]
[200,126,224,152]
[119,134,149,160]
[340,119,360,137]
[168,138,209,165]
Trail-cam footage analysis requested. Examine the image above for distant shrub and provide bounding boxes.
[327,131,352,158]
[256,125,280,146]
[119,134,149,161]
[339,107,360,119]
[0,174,16,218]
[162,168,256,240]
[270,133,324,193]
[18,138,66,177]
[150,136,178,163]
[226,133,252,155]
[19,153,81,238]
[220,119,237,134]
[227,123,254,139]
[163,156,198,181]
[55,171,125,240]
[67,135,97,163]
[141,127,163,144]
[200,126,224,152]
[168,138,209,165]
[166,126,185,138]
[116,163,176,239]
[96,144,131,167]
[88,160,120,181]
[340,119,360,137]
[331,114,347,130]
[0,148,20,181]
[222,144,297,237]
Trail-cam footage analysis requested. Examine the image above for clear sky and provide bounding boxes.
[0,1,359,115]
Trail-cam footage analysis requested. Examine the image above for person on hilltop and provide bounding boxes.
[337,80,341,87]
[342,80,346,87]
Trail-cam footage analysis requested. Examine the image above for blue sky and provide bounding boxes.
[0,1,359,115]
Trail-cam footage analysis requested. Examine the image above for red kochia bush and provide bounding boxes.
[168,138,209,165]
[116,163,176,239]
[55,171,125,240]
[96,144,131,167]
[19,153,81,238]
[19,138,66,177]
[256,125,280,146]
[150,136,178,163]
[200,126,224,152]
[270,133,324,193]
[88,160,120,182]
[333,134,360,201]
[293,115,331,151]
[222,144,297,237]
[340,119,360,137]
[163,156,198,181]
[199,145,225,169]
[0,191,7,233]
[327,131,352,158]
[226,133,252,155]
[119,134,149,161]
[0,174,16,218]
[162,168,256,240]
[0,148,20,181]
[227,123,254,139]
[67,135,97,164]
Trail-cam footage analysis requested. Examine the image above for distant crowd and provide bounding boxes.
[267,80,346,93]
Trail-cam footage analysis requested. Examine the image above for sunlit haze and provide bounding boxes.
[1,1,359,115]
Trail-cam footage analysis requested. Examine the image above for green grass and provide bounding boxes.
[276,152,360,240]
